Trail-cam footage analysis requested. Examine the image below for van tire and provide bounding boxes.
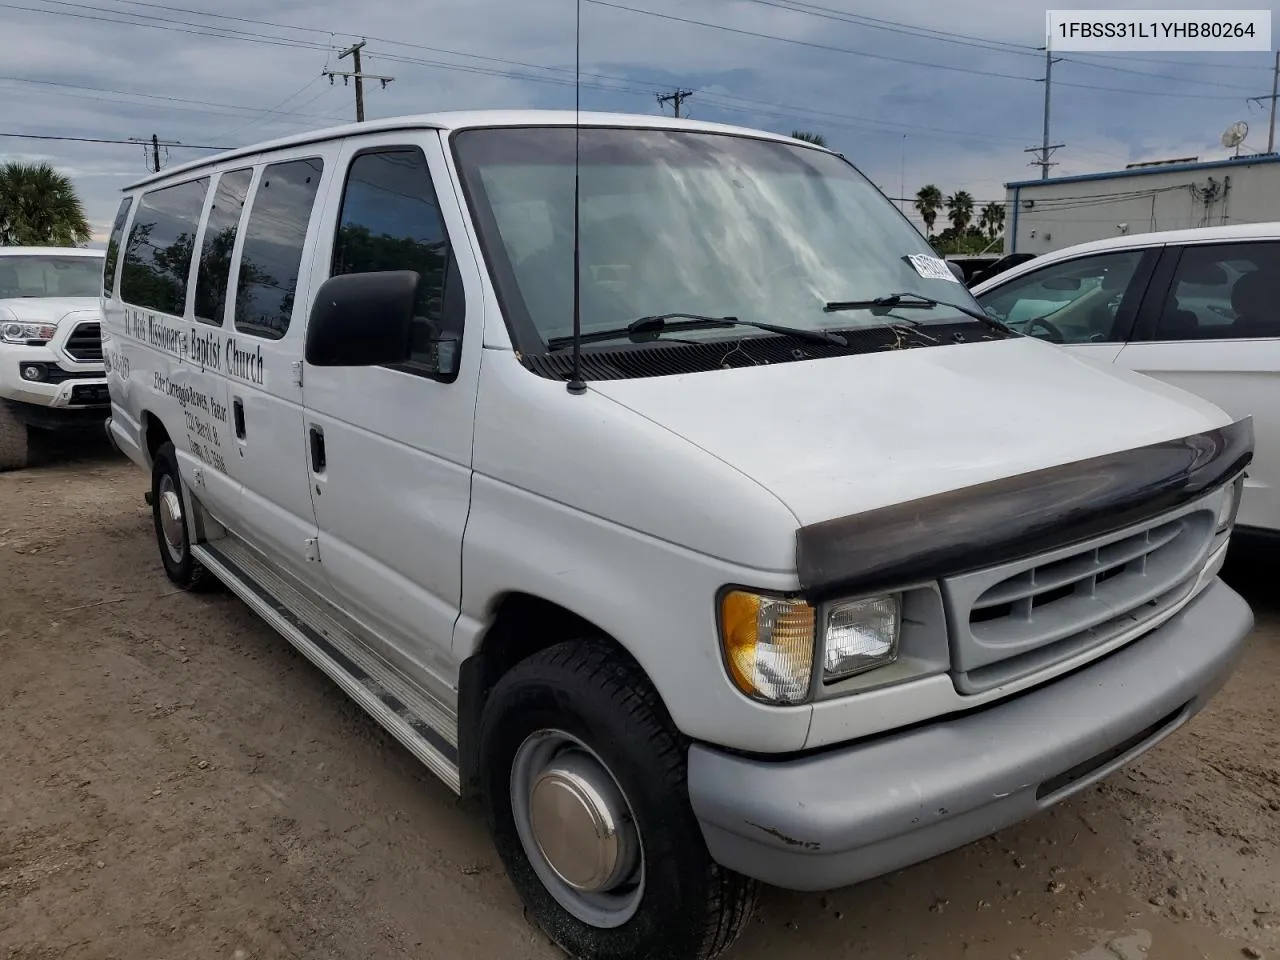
[0,402,29,471]
[150,441,208,590]
[479,639,757,960]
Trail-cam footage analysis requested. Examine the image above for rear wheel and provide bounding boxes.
[0,402,30,471]
[150,441,207,590]
[479,640,757,960]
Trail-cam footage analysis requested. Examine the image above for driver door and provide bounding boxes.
[974,247,1160,365]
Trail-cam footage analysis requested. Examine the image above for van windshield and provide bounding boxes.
[451,126,978,348]
[0,255,103,299]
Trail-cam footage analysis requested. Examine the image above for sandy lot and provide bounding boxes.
[1,437,1277,960]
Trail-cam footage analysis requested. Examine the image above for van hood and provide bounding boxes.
[0,297,101,324]
[588,336,1232,526]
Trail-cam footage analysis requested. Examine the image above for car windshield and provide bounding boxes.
[451,126,980,347]
[0,255,103,299]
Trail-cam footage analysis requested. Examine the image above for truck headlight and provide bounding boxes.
[1,321,57,345]
[719,590,814,705]
[823,596,900,681]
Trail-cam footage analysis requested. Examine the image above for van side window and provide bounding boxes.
[331,147,461,374]
[103,197,132,297]
[1154,241,1280,341]
[234,157,324,341]
[194,168,253,327]
[120,177,210,317]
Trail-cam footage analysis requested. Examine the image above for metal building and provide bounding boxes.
[1003,154,1280,256]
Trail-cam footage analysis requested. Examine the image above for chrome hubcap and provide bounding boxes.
[158,474,185,563]
[512,730,644,927]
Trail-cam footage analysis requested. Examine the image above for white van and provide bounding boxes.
[103,112,1254,960]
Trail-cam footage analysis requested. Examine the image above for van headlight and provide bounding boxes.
[823,596,900,681]
[718,590,901,704]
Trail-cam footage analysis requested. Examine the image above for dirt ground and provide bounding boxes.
[1,435,1277,960]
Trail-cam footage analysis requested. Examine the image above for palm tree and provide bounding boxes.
[979,201,1006,240]
[946,190,975,234]
[791,130,827,147]
[914,184,943,236]
[0,161,92,247]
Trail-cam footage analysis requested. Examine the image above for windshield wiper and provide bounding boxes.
[823,292,1016,334]
[546,312,848,350]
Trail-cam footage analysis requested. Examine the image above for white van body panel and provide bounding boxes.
[590,336,1232,526]
[297,130,486,688]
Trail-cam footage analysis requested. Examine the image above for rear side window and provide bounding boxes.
[1155,241,1280,341]
[103,196,132,297]
[331,147,461,373]
[120,177,209,316]
[194,168,253,326]
[234,157,324,340]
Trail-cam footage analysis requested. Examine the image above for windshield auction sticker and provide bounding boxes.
[1047,10,1271,50]
[905,254,962,283]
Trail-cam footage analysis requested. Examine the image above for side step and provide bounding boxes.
[192,538,461,794]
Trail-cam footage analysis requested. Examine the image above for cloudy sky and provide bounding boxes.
[5,0,1279,243]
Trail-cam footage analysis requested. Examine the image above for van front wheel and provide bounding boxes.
[479,640,757,960]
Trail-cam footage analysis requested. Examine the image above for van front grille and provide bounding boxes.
[942,505,1216,695]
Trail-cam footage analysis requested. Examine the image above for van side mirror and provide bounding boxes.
[947,261,966,282]
[306,271,418,367]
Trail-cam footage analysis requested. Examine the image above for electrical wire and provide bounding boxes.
[0,131,230,148]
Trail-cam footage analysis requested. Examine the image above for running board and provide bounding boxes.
[192,538,461,794]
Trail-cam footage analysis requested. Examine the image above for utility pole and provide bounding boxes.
[129,134,181,173]
[1025,47,1065,179]
[656,88,694,118]
[1250,50,1280,154]
[324,40,394,122]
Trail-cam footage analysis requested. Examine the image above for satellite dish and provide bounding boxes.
[1222,120,1249,152]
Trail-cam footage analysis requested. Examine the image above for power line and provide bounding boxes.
[736,0,1275,77]
[0,131,230,148]
[583,0,1038,82]
[583,0,1263,100]
[0,73,348,124]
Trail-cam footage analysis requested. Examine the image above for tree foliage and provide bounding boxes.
[946,190,975,234]
[914,184,943,236]
[0,161,92,247]
[790,130,828,147]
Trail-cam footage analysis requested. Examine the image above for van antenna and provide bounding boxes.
[565,0,587,395]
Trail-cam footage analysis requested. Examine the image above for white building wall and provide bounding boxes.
[1004,156,1280,256]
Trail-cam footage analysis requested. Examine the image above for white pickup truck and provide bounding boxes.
[0,246,109,470]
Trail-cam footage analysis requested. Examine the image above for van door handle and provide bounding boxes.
[233,398,245,439]
[309,425,326,474]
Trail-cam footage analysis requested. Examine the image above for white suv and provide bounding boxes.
[0,246,109,469]
[971,223,1280,538]
[103,112,1254,960]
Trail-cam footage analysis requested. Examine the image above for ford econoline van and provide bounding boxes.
[102,111,1254,960]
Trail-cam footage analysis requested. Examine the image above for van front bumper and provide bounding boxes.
[687,577,1253,891]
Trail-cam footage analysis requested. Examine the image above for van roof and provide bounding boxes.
[123,109,820,191]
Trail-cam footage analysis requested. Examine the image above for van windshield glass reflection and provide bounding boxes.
[451,126,978,345]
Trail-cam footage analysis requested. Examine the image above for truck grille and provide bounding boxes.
[64,322,102,362]
[942,503,1216,695]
